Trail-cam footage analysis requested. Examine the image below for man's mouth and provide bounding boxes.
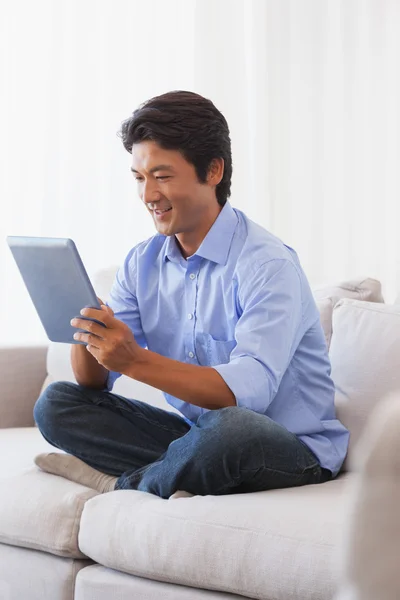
[154,207,172,215]
[153,207,173,221]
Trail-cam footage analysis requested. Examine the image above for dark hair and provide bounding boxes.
[118,90,232,207]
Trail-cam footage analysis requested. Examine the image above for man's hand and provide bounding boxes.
[70,297,143,374]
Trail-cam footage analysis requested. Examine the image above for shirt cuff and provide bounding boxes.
[213,356,273,412]
[105,369,121,392]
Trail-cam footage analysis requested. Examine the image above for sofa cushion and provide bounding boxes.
[0,544,91,600]
[313,277,383,348]
[312,277,384,305]
[75,564,246,600]
[331,299,400,468]
[0,427,98,558]
[79,475,351,600]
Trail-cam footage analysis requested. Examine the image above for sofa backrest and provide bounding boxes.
[43,269,388,470]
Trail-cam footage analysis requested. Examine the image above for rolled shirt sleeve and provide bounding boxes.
[212,259,304,412]
[104,248,147,391]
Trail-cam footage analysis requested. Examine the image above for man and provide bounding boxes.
[34,90,349,498]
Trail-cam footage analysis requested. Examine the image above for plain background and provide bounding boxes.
[1,0,399,345]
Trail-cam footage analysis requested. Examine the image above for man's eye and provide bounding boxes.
[134,177,143,181]
[156,176,170,181]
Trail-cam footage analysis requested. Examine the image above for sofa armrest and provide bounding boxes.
[336,396,400,600]
[0,346,48,428]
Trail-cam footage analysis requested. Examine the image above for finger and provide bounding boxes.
[80,307,114,327]
[86,344,103,367]
[86,345,101,365]
[71,318,107,338]
[86,344,97,357]
[73,332,101,348]
[101,304,114,317]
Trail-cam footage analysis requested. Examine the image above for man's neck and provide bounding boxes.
[176,206,222,259]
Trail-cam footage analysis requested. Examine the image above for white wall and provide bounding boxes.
[1,0,399,345]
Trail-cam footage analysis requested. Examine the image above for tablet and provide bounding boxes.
[6,236,106,344]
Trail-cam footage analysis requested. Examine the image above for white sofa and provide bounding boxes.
[0,270,398,600]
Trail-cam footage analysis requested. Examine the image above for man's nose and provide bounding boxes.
[141,180,161,205]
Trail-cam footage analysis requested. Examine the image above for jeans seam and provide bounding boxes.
[115,463,153,490]
[212,466,264,495]
[299,462,320,475]
[213,462,320,496]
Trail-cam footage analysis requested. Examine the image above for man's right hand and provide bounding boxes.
[70,297,114,389]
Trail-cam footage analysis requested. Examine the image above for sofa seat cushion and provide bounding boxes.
[0,544,92,600]
[75,565,247,600]
[79,474,351,600]
[0,427,98,558]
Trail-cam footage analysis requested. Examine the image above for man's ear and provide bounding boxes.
[207,158,224,186]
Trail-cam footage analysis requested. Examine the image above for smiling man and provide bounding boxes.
[33,90,349,498]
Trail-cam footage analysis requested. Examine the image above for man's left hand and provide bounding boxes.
[71,305,142,374]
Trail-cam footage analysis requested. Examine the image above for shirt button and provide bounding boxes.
[188,351,194,358]
[189,273,196,280]
[187,313,193,320]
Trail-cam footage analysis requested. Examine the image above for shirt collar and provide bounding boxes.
[164,234,183,264]
[164,202,238,266]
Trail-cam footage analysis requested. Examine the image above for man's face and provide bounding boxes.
[131,140,218,237]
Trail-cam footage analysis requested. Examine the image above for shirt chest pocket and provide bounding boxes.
[195,333,236,366]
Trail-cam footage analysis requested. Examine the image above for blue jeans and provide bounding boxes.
[33,381,331,498]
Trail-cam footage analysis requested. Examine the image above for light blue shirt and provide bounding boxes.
[106,202,349,476]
